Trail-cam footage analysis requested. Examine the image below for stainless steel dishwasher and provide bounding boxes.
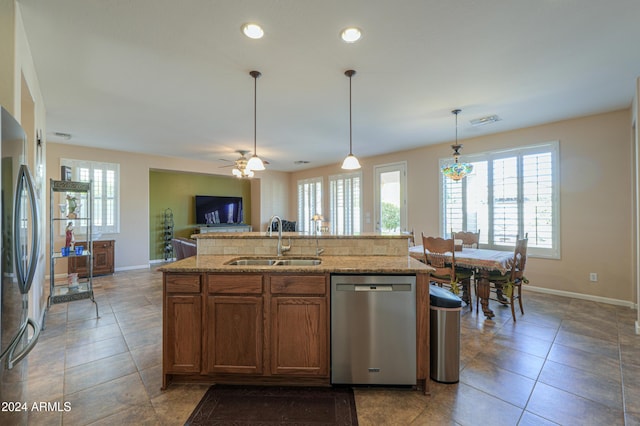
[331,274,416,385]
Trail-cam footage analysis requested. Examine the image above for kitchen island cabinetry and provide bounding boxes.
[204,274,264,375]
[160,252,432,393]
[163,274,202,374]
[163,271,330,389]
[269,274,328,377]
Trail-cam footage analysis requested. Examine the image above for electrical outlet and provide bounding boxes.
[589,273,598,282]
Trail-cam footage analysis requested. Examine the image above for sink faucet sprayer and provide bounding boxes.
[267,215,291,256]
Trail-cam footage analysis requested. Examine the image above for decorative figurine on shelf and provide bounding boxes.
[65,221,75,249]
[66,194,79,219]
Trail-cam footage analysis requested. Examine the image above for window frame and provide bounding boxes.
[439,141,560,259]
[329,171,363,235]
[60,158,120,236]
[297,176,323,233]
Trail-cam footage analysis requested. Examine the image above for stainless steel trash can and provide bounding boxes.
[429,285,462,383]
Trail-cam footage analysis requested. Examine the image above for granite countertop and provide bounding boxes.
[193,232,409,240]
[158,254,433,275]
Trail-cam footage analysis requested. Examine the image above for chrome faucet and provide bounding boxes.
[267,215,291,256]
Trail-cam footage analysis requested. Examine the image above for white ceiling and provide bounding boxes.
[17,0,640,172]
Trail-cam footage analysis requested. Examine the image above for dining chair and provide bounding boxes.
[452,230,480,248]
[421,233,473,310]
[402,228,416,246]
[479,234,529,321]
[453,230,480,301]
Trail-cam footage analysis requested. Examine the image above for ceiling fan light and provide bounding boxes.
[341,154,361,170]
[246,155,265,171]
[232,168,242,177]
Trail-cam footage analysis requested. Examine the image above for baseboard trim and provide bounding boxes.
[526,285,636,309]
[115,264,150,272]
[46,264,150,280]
[149,258,176,265]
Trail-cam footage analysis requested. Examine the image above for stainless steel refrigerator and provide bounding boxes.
[0,106,42,413]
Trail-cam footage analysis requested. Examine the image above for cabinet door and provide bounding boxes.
[269,275,328,377]
[204,295,263,375]
[69,240,114,276]
[68,254,89,277]
[93,240,114,275]
[164,294,202,373]
[270,295,328,376]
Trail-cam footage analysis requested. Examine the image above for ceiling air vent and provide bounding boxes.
[469,115,501,127]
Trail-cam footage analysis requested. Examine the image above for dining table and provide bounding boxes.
[409,245,514,319]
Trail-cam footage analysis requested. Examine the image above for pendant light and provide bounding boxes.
[246,70,266,172]
[341,69,361,170]
[441,109,473,181]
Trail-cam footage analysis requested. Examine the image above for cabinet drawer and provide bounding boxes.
[94,240,113,249]
[166,274,201,293]
[208,274,263,294]
[270,275,327,295]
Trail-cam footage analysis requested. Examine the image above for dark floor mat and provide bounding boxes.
[185,384,358,425]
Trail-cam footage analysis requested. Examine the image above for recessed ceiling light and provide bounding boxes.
[340,27,362,43]
[470,115,501,127]
[242,23,264,39]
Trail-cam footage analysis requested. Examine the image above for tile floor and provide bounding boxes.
[4,267,640,425]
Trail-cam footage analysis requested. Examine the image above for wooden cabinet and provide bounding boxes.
[269,275,328,376]
[204,274,264,375]
[163,274,202,389]
[69,240,114,276]
[162,271,330,387]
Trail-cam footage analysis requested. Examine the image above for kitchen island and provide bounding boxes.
[159,233,434,394]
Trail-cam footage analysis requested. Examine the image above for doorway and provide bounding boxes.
[374,162,407,234]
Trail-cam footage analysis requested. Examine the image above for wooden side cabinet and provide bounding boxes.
[69,240,114,276]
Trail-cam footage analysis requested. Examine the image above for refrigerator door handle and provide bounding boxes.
[13,164,40,295]
[5,316,41,369]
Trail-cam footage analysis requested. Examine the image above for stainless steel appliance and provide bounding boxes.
[331,274,416,385]
[0,106,42,406]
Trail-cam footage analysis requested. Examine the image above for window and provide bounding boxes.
[440,141,559,258]
[329,172,362,235]
[61,158,120,234]
[297,177,322,233]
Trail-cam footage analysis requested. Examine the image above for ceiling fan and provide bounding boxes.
[219,150,268,178]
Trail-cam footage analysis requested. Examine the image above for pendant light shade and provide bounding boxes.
[246,70,265,172]
[441,109,473,181]
[341,69,361,170]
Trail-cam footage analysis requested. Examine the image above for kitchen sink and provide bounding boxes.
[225,257,321,266]
[225,258,279,266]
[274,259,322,266]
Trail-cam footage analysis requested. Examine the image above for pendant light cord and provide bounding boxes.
[349,73,353,155]
[254,73,257,156]
[453,108,460,145]
[345,70,356,155]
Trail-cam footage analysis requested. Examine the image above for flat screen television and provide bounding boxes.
[195,195,244,225]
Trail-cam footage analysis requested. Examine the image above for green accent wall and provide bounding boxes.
[149,170,251,260]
